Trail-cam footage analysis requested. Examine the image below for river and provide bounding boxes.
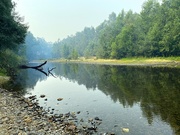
[2,62,180,135]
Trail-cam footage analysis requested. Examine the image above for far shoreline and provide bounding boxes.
[47,57,180,68]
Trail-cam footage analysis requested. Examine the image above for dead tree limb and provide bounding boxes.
[36,68,48,76]
[48,67,56,78]
[19,61,47,70]
[19,61,56,77]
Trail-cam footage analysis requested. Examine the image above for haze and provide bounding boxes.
[14,0,149,42]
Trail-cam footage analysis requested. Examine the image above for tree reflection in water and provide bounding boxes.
[3,63,180,134]
[53,63,180,134]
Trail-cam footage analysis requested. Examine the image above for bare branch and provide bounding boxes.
[48,67,56,77]
[19,61,56,77]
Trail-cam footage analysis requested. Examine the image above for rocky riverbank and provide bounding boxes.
[0,88,113,135]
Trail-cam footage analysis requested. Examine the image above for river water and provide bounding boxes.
[3,62,180,134]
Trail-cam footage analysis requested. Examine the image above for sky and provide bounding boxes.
[13,0,148,43]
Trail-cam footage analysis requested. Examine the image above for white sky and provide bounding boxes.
[13,0,148,42]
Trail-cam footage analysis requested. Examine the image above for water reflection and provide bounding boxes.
[2,63,180,134]
[52,63,180,134]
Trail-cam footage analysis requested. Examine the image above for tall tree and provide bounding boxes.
[0,0,27,75]
[159,0,180,56]
[140,0,161,56]
[0,0,27,50]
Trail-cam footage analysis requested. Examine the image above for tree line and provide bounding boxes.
[25,32,52,61]
[0,0,180,76]
[0,0,27,76]
[0,0,52,76]
[52,0,180,59]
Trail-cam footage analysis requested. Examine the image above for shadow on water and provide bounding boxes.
[2,62,180,134]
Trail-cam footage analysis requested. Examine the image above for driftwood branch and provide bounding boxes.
[48,67,56,78]
[19,61,56,77]
[35,68,48,76]
[19,61,47,69]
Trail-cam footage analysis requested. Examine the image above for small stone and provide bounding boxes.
[0,120,3,124]
[19,126,24,130]
[2,117,9,122]
[44,126,49,131]
[57,98,63,101]
[59,114,63,117]
[8,126,12,130]
[24,126,30,132]
[77,111,80,114]
[88,118,93,122]
[94,117,102,121]
[67,125,76,131]
[122,127,129,132]
[40,95,45,98]
[80,118,84,122]
[24,117,32,123]
[16,120,22,123]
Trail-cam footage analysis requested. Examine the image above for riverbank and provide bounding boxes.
[0,88,114,135]
[50,57,180,68]
[0,76,10,86]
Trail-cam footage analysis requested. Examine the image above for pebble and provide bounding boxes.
[95,116,102,121]
[57,98,63,101]
[0,88,104,135]
[122,127,130,132]
[40,94,45,98]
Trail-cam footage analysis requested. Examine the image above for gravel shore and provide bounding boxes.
[0,88,107,135]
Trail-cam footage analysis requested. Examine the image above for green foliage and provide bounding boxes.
[70,48,78,60]
[0,0,27,76]
[0,49,25,76]
[52,0,180,59]
[52,27,96,59]
[0,0,27,50]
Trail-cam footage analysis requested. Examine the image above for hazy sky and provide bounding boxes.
[13,0,148,42]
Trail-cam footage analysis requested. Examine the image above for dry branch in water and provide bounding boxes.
[19,61,56,77]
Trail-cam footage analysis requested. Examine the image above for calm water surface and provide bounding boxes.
[4,63,180,135]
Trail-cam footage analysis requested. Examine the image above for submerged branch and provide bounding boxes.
[48,67,56,78]
[19,61,56,77]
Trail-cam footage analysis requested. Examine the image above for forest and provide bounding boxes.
[0,0,180,76]
[0,0,179,133]
[52,0,180,59]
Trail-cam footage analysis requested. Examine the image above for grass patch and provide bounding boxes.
[48,56,180,67]
[0,76,10,85]
[118,57,180,63]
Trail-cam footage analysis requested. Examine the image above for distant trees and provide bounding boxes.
[0,0,28,75]
[25,32,52,61]
[52,27,96,59]
[52,0,180,59]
